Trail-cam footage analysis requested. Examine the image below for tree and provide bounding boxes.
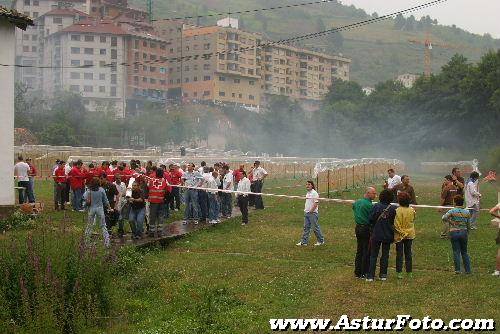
[394,14,405,30]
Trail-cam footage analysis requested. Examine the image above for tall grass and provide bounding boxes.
[0,224,114,333]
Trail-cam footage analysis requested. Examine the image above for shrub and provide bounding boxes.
[0,210,37,233]
[0,226,113,333]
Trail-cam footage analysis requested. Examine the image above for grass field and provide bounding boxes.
[2,175,500,333]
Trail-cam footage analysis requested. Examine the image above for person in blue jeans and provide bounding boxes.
[84,178,111,247]
[296,181,324,246]
[442,195,472,274]
[128,182,146,239]
[181,163,203,224]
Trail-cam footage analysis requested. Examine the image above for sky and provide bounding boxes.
[340,0,500,38]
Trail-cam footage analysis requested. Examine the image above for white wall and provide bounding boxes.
[0,21,16,206]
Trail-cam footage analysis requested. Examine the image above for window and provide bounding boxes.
[99,73,105,80]
[150,78,156,84]
[143,66,147,71]
[234,78,240,84]
[111,74,117,84]
[184,65,189,71]
[84,48,93,55]
[111,49,117,59]
[219,91,225,97]
[249,80,255,85]
[160,43,166,50]
[83,85,93,92]
[150,54,156,60]
[193,76,198,82]
[32,12,38,18]
[70,72,80,79]
[84,60,93,66]
[110,62,116,72]
[143,41,147,47]
[249,95,255,100]
[100,49,106,55]
[24,0,30,5]
[143,53,147,59]
[111,37,117,47]
[150,66,156,72]
[184,77,189,83]
[31,34,37,41]
[219,76,225,81]
[33,0,39,5]
[238,93,242,98]
[31,46,37,52]
[203,75,211,81]
[84,73,93,80]
[100,36,106,43]
[150,42,156,48]
[53,17,62,24]
[204,43,210,50]
[134,52,139,60]
[142,77,147,82]
[71,60,80,66]
[99,86,105,93]
[70,85,79,92]
[84,35,94,42]
[203,91,210,96]
[203,64,210,70]
[71,47,80,54]
[160,80,166,85]
[23,34,29,41]
[232,93,235,98]
[134,76,139,83]
[110,87,116,96]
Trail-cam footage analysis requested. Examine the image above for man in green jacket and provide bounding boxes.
[352,187,377,278]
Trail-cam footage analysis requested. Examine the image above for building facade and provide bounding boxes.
[43,20,127,116]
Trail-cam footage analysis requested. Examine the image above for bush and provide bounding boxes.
[0,226,114,333]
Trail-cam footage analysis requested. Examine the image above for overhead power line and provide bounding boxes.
[2,0,448,69]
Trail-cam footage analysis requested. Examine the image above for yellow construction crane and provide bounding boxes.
[409,32,482,77]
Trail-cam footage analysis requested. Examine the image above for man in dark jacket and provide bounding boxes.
[366,189,397,281]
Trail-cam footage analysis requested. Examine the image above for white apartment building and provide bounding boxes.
[13,0,88,88]
[43,20,127,117]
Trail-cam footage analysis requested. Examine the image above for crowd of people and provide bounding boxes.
[47,158,268,243]
[347,168,499,281]
[14,156,499,277]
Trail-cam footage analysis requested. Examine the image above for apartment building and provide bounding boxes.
[124,29,173,115]
[43,20,127,117]
[87,0,148,21]
[13,0,88,88]
[262,44,350,102]
[168,25,262,107]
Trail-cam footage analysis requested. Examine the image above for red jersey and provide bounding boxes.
[54,167,66,183]
[233,169,243,183]
[68,166,85,190]
[169,170,183,185]
[147,177,168,204]
[163,174,173,193]
[28,164,37,177]
[86,168,97,184]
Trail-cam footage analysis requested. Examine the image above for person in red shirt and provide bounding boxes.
[86,163,98,186]
[53,161,67,210]
[68,160,86,211]
[232,164,245,206]
[168,164,183,211]
[147,168,169,237]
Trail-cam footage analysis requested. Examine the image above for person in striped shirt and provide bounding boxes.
[442,195,472,274]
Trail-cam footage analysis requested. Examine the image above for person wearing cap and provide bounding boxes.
[251,161,268,210]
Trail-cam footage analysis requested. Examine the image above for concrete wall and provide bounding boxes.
[0,21,16,206]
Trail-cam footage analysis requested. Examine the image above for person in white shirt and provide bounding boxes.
[236,171,251,225]
[14,156,31,204]
[113,174,128,238]
[205,169,220,224]
[198,161,207,174]
[220,165,234,218]
[465,171,482,229]
[251,161,268,210]
[297,180,325,246]
[386,169,402,190]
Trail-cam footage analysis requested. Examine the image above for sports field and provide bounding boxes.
[2,175,499,333]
